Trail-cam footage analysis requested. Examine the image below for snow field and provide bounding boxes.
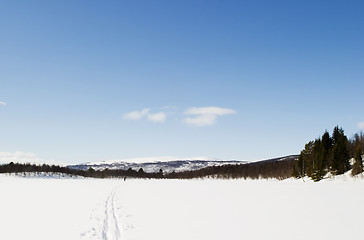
[1,175,364,240]
[120,179,364,240]
[0,176,120,240]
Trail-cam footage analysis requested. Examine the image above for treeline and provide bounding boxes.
[0,162,165,179]
[292,126,364,181]
[164,156,297,180]
[0,156,297,180]
[0,162,86,176]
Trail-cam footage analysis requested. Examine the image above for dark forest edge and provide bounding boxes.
[0,156,298,180]
[293,126,364,181]
[1,126,363,181]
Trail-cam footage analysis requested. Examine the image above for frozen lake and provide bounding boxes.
[0,175,363,240]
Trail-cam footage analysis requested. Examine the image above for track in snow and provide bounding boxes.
[102,187,124,240]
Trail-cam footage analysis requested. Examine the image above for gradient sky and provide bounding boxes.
[1,0,363,164]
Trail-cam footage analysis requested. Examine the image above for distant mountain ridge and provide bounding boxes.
[68,159,247,174]
[68,156,298,174]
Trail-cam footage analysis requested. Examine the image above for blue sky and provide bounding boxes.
[1,0,363,164]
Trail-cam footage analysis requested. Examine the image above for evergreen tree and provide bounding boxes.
[86,167,95,177]
[321,130,333,168]
[293,126,352,179]
[304,141,315,177]
[294,141,314,178]
[349,132,364,157]
[351,147,363,176]
[311,138,326,181]
[322,131,333,151]
[331,127,350,175]
[332,126,343,145]
[293,154,304,178]
[292,164,299,178]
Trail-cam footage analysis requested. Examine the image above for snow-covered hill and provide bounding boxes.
[68,159,247,173]
[68,155,300,174]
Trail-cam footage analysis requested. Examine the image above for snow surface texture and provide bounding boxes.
[1,174,364,240]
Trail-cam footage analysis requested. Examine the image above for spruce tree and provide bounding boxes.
[332,126,343,145]
[322,131,333,151]
[302,141,314,178]
[312,139,326,181]
[294,154,304,178]
[331,127,350,175]
[321,131,333,168]
[351,147,363,176]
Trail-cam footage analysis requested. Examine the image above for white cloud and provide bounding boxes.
[147,112,166,123]
[184,114,217,126]
[185,106,236,116]
[123,108,167,123]
[0,152,48,164]
[123,106,236,126]
[358,122,364,131]
[0,101,6,106]
[183,106,237,127]
[123,108,150,120]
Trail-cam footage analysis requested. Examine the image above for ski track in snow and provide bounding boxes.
[102,186,124,240]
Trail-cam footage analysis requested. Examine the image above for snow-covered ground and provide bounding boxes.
[1,174,364,240]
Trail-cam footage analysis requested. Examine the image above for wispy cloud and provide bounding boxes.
[183,106,237,127]
[358,122,364,131]
[123,108,150,120]
[0,101,6,106]
[184,114,218,127]
[123,106,236,126]
[147,112,166,123]
[123,108,167,123]
[185,107,236,116]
